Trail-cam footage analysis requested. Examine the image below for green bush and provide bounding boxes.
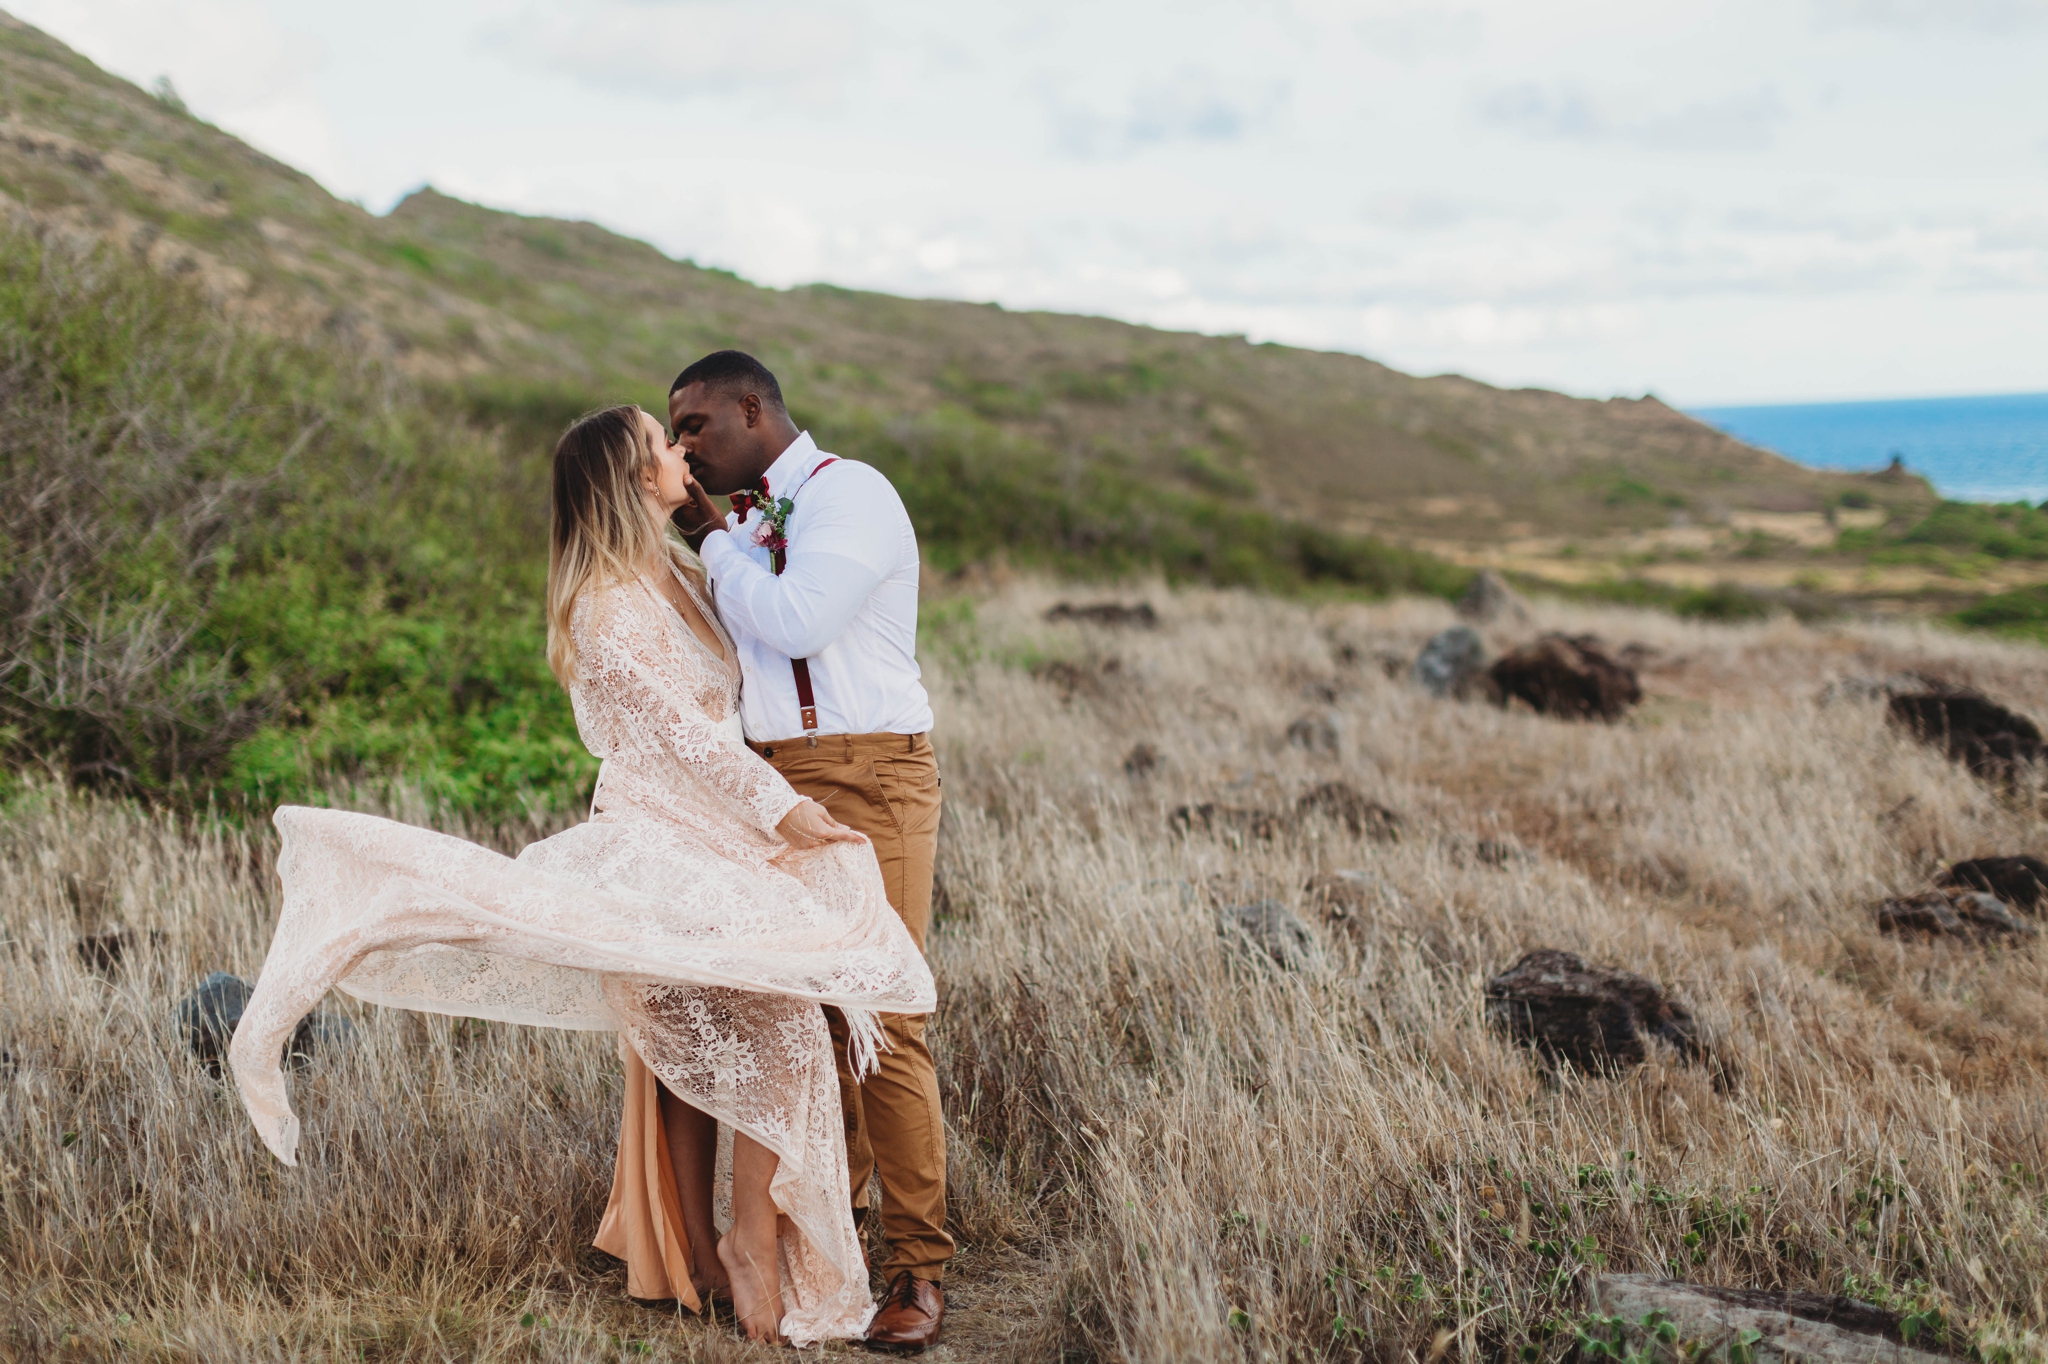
[0,231,589,813]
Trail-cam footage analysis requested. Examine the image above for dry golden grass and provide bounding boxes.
[7,582,2048,1362]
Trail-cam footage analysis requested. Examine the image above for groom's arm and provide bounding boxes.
[699,467,896,659]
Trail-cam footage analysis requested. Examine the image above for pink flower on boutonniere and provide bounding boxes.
[728,478,795,570]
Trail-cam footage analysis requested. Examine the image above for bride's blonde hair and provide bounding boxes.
[546,404,706,686]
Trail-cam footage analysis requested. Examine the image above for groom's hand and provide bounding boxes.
[669,441,728,548]
[775,798,865,850]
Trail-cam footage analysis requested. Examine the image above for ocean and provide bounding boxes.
[1691,391,2048,505]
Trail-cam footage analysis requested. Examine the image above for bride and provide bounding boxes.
[227,404,934,1347]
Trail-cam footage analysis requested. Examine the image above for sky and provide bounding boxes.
[20,0,2048,406]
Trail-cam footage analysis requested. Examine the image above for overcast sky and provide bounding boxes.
[22,0,2048,405]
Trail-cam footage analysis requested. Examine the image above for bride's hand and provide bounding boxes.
[775,798,864,849]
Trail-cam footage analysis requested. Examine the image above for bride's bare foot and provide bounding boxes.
[716,1226,784,1344]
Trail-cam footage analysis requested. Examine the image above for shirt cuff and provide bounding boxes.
[699,528,741,575]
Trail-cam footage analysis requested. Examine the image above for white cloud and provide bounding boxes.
[14,0,2048,403]
[475,1,862,103]
[1476,82,1791,153]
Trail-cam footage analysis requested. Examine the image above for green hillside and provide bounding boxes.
[0,12,1963,814]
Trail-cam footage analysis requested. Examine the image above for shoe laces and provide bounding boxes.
[888,1272,923,1313]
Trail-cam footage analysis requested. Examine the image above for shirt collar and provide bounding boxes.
[760,431,824,500]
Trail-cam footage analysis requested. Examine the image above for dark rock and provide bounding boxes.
[175,972,355,1075]
[1032,655,1122,701]
[1292,782,1401,840]
[1121,742,1163,778]
[1876,890,2035,941]
[76,927,164,975]
[1937,855,2048,911]
[286,1012,356,1069]
[1412,626,1491,699]
[1589,1274,1958,1364]
[1218,900,1321,970]
[1455,569,1530,626]
[1044,601,1158,629]
[1489,633,1642,721]
[1888,686,2046,780]
[1484,949,1709,1077]
[1170,803,1283,840]
[177,972,253,1075]
[1285,711,1342,756]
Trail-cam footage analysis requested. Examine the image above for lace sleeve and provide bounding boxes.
[575,583,805,833]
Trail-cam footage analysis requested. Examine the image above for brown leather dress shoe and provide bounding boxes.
[865,1271,944,1353]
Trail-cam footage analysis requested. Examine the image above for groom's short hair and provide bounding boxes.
[670,350,785,411]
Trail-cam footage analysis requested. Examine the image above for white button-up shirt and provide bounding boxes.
[699,432,934,742]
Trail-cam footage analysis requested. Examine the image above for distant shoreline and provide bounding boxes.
[1692,390,2048,504]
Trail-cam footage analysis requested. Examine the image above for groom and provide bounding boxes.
[669,350,951,1353]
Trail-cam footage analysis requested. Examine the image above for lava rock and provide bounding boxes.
[1285,711,1342,756]
[1412,626,1491,699]
[76,927,164,976]
[1876,890,2036,941]
[1044,601,1158,629]
[1937,855,2048,911]
[1489,633,1642,721]
[1455,569,1530,626]
[1218,900,1321,970]
[178,972,253,1075]
[176,972,356,1075]
[1484,949,1706,1077]
[1292,781,1401,840]
[1888,686,2046,780]
[1122,742,1163,778]
[1032,655,1122,701]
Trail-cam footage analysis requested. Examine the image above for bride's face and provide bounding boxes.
[636,409,697,513]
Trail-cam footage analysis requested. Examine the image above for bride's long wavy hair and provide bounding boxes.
[546,404,705,687]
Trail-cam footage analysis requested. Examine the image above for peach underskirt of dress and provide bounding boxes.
[594,1038,703,1313]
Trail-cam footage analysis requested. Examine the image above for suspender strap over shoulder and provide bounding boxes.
[774,457,838,747]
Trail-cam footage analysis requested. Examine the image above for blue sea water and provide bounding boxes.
[1692,392,2048,505]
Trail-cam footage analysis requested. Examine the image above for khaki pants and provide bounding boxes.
[751,730,953,1281]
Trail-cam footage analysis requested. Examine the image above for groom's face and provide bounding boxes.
[667,383,762,497]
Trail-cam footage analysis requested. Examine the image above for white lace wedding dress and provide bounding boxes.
[227,563,934,1346]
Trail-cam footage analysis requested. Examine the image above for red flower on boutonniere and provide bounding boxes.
[729,478,796,572]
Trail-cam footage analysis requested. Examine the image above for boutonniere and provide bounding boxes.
[729,479,796,571]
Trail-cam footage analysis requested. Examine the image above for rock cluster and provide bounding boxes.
[1872,854,2048,943]
[1887,685,2045,780]
[1489,633,1643,721]
[1937,855,2048,909]
[175,972,355,1076]
[1483,949,1712,1079]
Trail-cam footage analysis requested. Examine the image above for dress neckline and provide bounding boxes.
[642,562,738,680]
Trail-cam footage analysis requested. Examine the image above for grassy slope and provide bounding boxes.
[0,12,1925,551]
[7,587,2048,1361]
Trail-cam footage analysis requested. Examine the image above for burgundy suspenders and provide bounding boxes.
[772,458,837,748]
